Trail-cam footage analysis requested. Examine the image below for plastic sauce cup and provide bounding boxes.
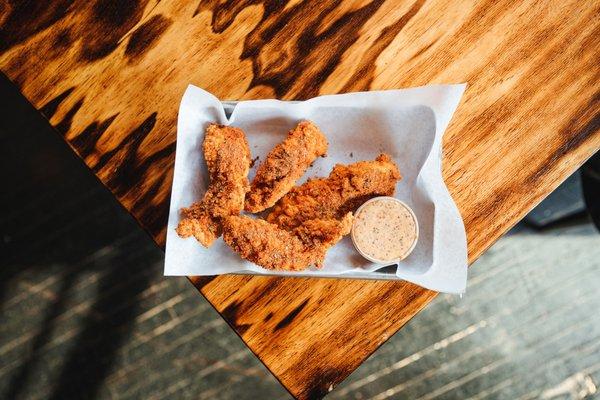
[351,196,419,264]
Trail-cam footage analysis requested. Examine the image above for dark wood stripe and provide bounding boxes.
[192,276,218,290]
[0,0,72,53]
[80,0,151,62]
[125,15,173,62]
[40,87,75,119]
[526,92,600,185]
[221,299,252,335]
[273,299,310,332]
[342,0,427,92]
[55,98,85,134]
[92,113,157,181]
[71,114,119,159]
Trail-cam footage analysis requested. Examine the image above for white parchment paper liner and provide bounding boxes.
[165,84,468,293]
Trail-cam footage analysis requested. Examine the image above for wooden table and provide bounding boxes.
[2,1,598,398]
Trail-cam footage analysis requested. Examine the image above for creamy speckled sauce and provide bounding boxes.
[351,197,418,263]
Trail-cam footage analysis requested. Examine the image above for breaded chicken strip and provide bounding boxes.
[244,121,328,213]
[267,154,401,231]
[176,124,251,247]
[222,213,353,271]
[292,213,353,257]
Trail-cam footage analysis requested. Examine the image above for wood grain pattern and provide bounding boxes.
[2,1,599,398]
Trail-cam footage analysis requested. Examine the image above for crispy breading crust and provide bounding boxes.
[222,213,353,271]
[176,124,251,247]
[267,154,401,231]
[244,121,328,213]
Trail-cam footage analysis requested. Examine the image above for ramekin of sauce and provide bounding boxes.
[351,196,418,264]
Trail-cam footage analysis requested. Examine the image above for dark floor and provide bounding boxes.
[1,76,600,400]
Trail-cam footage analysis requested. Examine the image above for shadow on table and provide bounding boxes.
[0,74,162,399]
[1,70,596,399]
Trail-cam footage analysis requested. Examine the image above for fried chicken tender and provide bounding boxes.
[244,121,328,213]
[222,213,353,271]
[267,154,401,231]
[176,124,251,247]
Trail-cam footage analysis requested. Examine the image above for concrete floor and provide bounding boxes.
[2,76,600,399]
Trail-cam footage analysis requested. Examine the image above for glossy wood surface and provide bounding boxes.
[2,1,598,398]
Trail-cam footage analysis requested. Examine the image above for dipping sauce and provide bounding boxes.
[351,197,418,263]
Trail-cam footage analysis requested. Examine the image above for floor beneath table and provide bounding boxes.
[2,76,599,400]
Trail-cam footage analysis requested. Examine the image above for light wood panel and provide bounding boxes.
[1,1,598,398]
